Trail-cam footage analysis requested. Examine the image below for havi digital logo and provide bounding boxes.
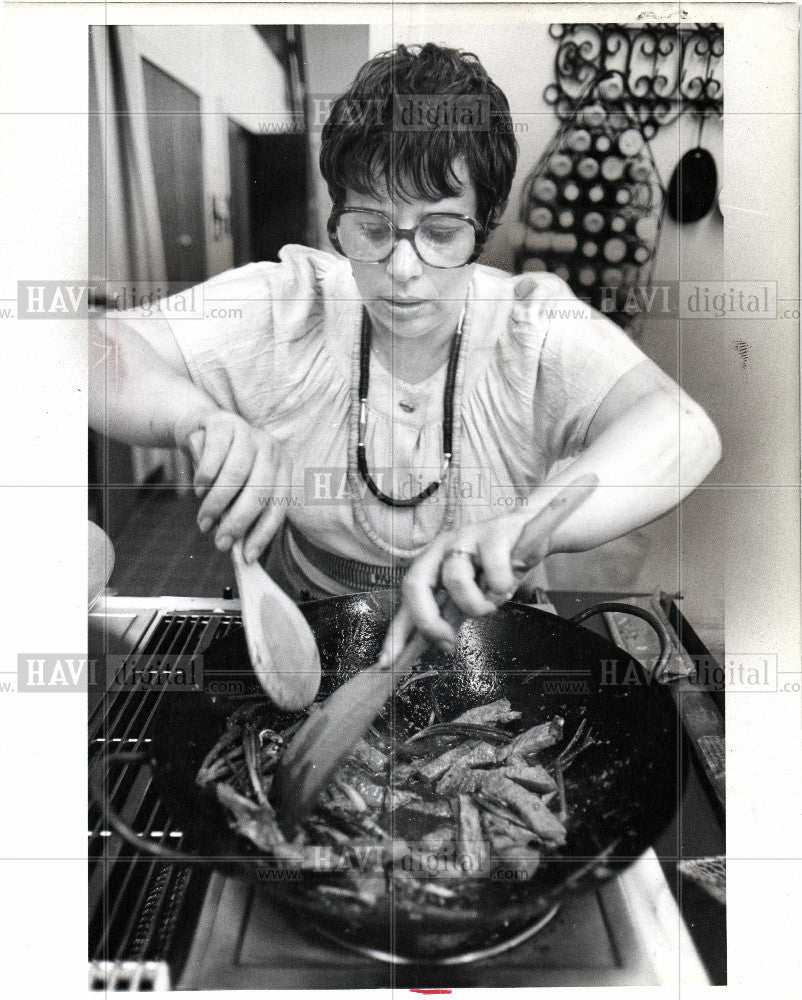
[17,654,97,692]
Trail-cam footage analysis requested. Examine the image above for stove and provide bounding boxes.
[88,591,725,989]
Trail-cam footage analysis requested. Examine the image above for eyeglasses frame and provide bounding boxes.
[327,206,487,268]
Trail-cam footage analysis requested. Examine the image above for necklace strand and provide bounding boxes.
[357,309,461,506]
[347,302,468,560]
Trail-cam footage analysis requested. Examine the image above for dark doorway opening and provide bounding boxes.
[227,126,309,266]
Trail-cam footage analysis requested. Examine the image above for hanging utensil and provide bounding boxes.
[666,59,719,226]
[666,145,718,224]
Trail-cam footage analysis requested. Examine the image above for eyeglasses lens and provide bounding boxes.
[416,216,476,267]
[336,212,393,262]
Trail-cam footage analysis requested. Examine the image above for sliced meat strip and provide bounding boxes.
[435,767,482,797]
[499,717,564,761]
[480,773,567,847]
[451,699,522,725]
[418,740,497,781]
[454,794,489,875]
[348,739,389,773]
[498,763,557,794]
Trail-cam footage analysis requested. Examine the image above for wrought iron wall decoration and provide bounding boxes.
[515,23,723,336]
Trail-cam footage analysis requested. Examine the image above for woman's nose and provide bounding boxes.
[386,236,423,282]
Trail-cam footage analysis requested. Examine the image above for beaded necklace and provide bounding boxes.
[347,302,468,560]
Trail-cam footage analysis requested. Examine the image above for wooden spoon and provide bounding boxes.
[186,430,321,710]
[271,474,599,834]
[231,540,321,711]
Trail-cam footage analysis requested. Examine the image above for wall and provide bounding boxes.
[367,21,724,292]
[301,24,371,249]
[128,25,291,278]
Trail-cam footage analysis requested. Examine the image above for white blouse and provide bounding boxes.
[129,244,648,594]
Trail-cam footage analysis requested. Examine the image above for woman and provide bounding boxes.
[90,43,721,657]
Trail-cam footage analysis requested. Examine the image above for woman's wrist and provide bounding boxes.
[170,392,223,452]
[511,474,601,566]
[506,490,554,554]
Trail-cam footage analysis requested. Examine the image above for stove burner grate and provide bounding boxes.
[88,612,239,989]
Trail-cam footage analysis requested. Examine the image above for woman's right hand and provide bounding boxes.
[174,410,292,563]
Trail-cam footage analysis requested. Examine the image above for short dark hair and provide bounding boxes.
[320,43,517,231]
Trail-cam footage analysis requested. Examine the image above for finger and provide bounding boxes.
[186,430,205,465]
[214,446,278,549]
[242,502,285,563]
[377,602,415,669]
[475,535,517,599]
[197,428,256,535]
[401,554,458,651]
[440,554,496,617]
[193,420,235,501]
[174,413,206,456]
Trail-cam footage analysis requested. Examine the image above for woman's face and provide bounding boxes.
[344,160,479,346]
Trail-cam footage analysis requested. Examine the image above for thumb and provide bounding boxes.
[173,408,208,450]
[185,429,205,465]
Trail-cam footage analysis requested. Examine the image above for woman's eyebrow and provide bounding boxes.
[345,203,388,213]
[345,203,467,217]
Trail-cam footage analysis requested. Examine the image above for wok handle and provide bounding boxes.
[89,750,199,862]
[568,602,673,683]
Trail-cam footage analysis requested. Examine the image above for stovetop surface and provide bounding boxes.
[180,850,709,989]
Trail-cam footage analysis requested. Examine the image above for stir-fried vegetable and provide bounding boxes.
[196,697,596,912]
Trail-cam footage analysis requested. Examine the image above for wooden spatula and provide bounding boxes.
[271,474,599,834]
[186,430,321,711]
[231,540,321,710]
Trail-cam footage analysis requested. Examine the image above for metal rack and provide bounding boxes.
[88,610,240,990]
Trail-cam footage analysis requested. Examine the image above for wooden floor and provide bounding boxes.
[105,486,233,597]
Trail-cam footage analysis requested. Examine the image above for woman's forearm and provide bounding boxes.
[87,316,290,557]
[520,389,722,554]
[88,317,218,447]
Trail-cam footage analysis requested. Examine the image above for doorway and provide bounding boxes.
[142,58,206,285]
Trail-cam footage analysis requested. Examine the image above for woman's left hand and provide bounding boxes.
[381,510,533,660]
[379,475,601,665]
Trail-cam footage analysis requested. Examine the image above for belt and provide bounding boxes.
[287,522,410,591]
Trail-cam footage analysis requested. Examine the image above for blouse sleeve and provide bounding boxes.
[513,272,649,463]
[118,245,332,426]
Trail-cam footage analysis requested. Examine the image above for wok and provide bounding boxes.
[92,591,683,962]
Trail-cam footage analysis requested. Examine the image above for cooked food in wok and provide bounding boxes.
[196,680,598,926]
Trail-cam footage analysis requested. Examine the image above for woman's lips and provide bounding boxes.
[381,297,428,314]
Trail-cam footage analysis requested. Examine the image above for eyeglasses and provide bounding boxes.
[328,207,486,268]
